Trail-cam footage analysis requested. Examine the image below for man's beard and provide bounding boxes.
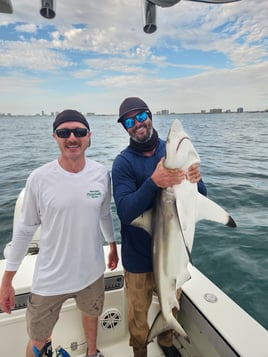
[129,127,159,153]
[130,125,153,143]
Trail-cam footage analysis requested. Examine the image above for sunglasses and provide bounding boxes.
[55,127,89,138]
[123,111,148,129]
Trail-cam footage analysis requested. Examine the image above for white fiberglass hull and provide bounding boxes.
[1,189,267,356]
[1,246,268,357]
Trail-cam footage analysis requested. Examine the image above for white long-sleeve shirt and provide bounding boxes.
[6,159,115,295]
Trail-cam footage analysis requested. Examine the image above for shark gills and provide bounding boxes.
[131,119,236,342]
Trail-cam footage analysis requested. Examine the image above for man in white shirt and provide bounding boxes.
[0,109,119,357]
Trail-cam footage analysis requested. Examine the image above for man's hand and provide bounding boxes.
[0,283,15,314]
[187,163,201,183]
[107,242,119,271]
[0,271,16,314]
[151,157,186,188]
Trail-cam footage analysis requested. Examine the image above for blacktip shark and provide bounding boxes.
[132,119,236,341]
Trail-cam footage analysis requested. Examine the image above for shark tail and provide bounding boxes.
[147,311,188,343]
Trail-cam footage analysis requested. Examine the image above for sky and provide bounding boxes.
[0,0,267,115]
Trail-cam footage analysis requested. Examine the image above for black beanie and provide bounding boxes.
[53,109,90,131]
[117,97,152,123]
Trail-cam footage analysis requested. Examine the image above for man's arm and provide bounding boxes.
[112,156,159,225]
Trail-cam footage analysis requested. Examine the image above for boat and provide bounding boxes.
[0,0,240,33]
[1,188,268,356]
[0,2,267,355]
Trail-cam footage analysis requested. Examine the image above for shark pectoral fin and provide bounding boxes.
[227,215,236,227]
[131,209,153,235]
[196,193,237,227]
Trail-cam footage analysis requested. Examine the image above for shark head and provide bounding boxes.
[164,119,200,171]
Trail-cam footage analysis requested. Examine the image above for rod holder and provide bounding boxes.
[143,0,157,34]
[40,0,56,19]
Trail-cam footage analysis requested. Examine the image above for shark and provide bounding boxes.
[131,119,236,341]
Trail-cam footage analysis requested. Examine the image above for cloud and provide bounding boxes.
[15,23,37,33]
[0,0,267,114]
[0,40,72,70]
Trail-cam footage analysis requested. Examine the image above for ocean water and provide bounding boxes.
[0,112,267,330]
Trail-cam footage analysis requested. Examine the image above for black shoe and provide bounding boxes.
[158,344,182,357]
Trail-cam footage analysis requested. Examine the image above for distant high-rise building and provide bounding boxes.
[209,108,222,114]
[162,109,169,115]
[237,107,243,113]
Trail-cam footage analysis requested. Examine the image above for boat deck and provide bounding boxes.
[1,248,268,356]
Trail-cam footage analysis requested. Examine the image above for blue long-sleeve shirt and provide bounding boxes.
[112,139,207,273]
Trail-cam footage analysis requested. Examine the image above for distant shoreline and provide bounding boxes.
[1,110,268,118]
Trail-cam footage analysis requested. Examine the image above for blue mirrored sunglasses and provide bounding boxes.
[123,111,148,129]
[55,127,89,138]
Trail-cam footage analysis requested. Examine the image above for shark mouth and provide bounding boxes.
[176,136,190,152]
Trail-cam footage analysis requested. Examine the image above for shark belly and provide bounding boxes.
[148,188,190,341]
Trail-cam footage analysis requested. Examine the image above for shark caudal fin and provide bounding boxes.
[195,193,236,227]
[147,311,188,343]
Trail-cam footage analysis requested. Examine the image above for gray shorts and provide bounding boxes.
[26,275,104,341]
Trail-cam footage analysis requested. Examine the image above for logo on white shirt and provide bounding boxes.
[87,190,101,198]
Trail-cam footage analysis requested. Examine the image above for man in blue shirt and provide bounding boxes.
[112,97,206,357]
